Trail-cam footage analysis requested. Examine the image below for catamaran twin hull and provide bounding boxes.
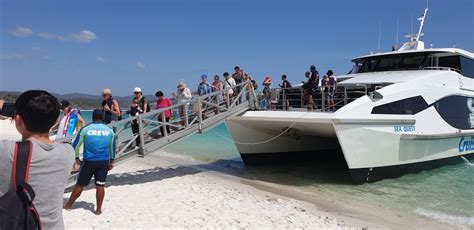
[226,109,474,184]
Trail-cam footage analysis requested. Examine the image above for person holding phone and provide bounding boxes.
[0,91,75,229]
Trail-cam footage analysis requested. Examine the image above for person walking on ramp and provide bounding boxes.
[64,109,116,215]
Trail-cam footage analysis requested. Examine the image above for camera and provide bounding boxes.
[0,103,16,118]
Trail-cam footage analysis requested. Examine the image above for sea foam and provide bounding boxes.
[461,156,474,166]
[415,208,474,228]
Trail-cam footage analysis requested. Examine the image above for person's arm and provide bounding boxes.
[184,88,192,99]
[72,129,84,162]
[143,99,148,112]
[76,113,86,127]
[111,100,121,116]
[109,131,116,170]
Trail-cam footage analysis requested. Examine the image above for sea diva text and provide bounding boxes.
[458,137,474,152]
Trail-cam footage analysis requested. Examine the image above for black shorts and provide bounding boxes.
[77,160,109,187]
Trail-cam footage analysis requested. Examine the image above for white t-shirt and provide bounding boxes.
[177,88,192,103]
[224,77,236,95]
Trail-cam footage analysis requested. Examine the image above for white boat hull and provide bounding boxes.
[226,109,474,183]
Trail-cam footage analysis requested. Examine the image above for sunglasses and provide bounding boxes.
[134,92,140,94]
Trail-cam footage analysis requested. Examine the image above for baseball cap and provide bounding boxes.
[134,87,142,93]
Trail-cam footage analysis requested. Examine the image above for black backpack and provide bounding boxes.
[140,97,151,113]
[0,141,42,230]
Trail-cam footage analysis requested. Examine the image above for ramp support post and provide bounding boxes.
[197,96,203,133]
[137,115,146,156]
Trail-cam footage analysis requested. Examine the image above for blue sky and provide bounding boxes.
[1,0,473,96]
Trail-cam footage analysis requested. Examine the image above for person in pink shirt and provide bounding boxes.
[155,91,172,136]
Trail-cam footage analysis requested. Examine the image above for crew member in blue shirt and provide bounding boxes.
[64,109,116,215]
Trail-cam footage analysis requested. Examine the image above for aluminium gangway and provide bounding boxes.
[62,80,258,187]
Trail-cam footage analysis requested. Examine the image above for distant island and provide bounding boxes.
[0,91,157,110]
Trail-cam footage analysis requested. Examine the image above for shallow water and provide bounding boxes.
[164,123,474,228]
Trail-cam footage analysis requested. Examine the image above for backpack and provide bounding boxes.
[139,97,151,113]
[0,141,42,230]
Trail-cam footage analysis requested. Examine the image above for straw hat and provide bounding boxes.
[177,82,186,89]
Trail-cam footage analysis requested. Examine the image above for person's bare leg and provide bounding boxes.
[64,185,83,210]
[95,186,105,215]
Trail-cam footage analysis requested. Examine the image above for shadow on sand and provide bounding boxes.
[67,166,201,192]
[193,151,355,186]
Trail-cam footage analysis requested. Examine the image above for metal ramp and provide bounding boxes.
[64,80,257,187]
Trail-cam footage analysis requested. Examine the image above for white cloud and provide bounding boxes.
[41,55,51,60]
[71,30,96,43]
[96,56,106,63]
[10,27,33,37]
[136,61,146,69]
[37,30,97,43]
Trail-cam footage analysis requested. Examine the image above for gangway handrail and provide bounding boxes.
[65,80,256,188]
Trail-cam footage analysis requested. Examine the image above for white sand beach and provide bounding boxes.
[62,154,356,229]
[61,152,455,230]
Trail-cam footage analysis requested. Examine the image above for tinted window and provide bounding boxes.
[357,53,432,73]
[434,95,474,130]
[460,56,474,78]
[372,96,429,115]
[438,56,461,70]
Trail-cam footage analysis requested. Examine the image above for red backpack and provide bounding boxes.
[0,141,42,230]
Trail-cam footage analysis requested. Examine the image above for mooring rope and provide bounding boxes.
[211,112,310,145]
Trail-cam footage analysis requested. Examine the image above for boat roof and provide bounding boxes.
[352,48,474,61]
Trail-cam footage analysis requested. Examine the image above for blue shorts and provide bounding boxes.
[77,160,109,187]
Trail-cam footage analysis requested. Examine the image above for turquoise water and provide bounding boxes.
[81,110,474,226]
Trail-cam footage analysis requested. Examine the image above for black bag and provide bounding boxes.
[0,141,42,230]
[139,97,151,113]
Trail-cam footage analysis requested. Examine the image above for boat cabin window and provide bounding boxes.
[460,56,474,78]
[434,95,474,130]
[352,51,473,76]
[355,53,431,73]
[371,96,428,115]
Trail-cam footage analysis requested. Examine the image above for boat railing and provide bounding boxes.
[60,80,257,187]
[423,66,462,74]
[262,83,369,112]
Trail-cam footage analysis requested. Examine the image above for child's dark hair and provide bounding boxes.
[15,90,60,133]
[155,91,164,97]
[282,74,287,79]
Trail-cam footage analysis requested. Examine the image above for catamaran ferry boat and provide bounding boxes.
[226,8,474,183]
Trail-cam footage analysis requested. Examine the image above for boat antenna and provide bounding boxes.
[415,8,428,41]
[399,7,428,51]
[378,19,382,50]
[396,16,400,47]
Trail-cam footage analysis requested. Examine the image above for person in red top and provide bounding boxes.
[155,91,172,136]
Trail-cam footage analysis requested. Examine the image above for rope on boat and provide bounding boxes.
[211,112,310,145]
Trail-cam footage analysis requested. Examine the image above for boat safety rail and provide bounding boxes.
[262,83,369,112]
[423,66,462,74]
[58,79,256,162]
